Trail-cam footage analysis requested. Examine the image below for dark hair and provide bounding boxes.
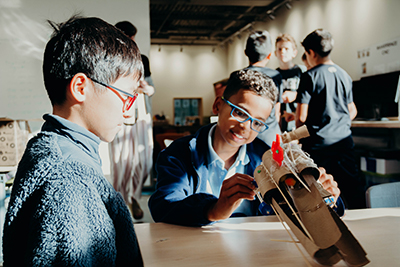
[43,15,143,106]
[223,69,278,105]
[245,31,273,63]
[276,33,297,50]
[301,28,334,58]
[115,21,137,38]
[115,21,152,77]
[301,53,307,61]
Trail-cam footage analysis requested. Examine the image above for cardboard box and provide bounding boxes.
[0,119,30,166]
[361,156,400,175]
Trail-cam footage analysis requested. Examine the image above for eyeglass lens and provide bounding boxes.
[231,107,266,132]
[124,95,137,112]
[90,77,138,113]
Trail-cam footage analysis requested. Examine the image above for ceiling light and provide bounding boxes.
[285,2,292,10]
[268,13,276,20]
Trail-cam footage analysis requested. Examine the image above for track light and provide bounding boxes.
[285,2,292,10]
[266,10,276,20]
[268,13,276,20]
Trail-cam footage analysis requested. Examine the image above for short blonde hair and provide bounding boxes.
[275,33,297,50]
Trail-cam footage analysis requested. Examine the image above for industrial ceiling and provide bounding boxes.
[150,0,295,46]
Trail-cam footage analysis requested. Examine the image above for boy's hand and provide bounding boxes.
[207,173,256,221]
[281,111,295,122]
[317,167,341,202]
[138,80,155,96]
[282,91,297,103]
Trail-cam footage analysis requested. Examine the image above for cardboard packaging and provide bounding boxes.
[0,119,31,166]
[254,126,369,266]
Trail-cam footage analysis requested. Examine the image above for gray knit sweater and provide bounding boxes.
[3,114,143,266]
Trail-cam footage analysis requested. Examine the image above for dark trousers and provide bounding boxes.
[302,136,366,209]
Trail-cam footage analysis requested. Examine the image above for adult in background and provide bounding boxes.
[110,21,155,220]
[115,21,155,113]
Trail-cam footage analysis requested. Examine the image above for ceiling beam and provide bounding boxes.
[151,13,255,21]
[150,0,275,6]
[155,0,181,36]
[150,0,295,45]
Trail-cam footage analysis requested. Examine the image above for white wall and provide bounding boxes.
[149,45,228,121]
[0,0,150,177]
[226,0,400,80]
[0,0,150,128]
[151,0,400,120]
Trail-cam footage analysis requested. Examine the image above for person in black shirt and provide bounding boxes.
[114,21,155,219]
[243,30,283,146]
[275,34,307,132]
[115,21,155,114]
[296,29,365,209]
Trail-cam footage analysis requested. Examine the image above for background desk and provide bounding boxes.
[135,208,400,267]
[350,120,400,189]
[351,120,400,149]
[351,120,400,128]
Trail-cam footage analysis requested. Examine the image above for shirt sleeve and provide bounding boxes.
[333,196,346,217]
[274,73,283,103]
[149,147,217,227]
[296,73,313,104]
[347,78,354,104]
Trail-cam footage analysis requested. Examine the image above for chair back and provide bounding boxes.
[155,132,189,151]
[366,181,400,208]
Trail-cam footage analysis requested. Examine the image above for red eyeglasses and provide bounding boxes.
[90,77,138,112]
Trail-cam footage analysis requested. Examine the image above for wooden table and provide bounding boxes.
[135,208,400,267]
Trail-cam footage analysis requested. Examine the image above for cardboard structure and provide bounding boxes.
[254,126,369,266]
[0,119,31,167]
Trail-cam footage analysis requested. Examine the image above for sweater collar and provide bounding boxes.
[41,114,101,163]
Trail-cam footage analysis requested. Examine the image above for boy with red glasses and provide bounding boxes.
[3,15,143,266]
[149,69,344,227]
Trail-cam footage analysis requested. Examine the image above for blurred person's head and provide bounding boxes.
[245,31,273,64]
[275,33,298,67]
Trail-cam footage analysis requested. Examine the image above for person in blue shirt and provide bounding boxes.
[149,69,343,227]
[3,16,144,266]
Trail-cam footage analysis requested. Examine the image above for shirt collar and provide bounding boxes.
[207,124,249,168]
[41,114,101,163]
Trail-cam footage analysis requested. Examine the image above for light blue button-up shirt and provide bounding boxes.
[206,125,253,216]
